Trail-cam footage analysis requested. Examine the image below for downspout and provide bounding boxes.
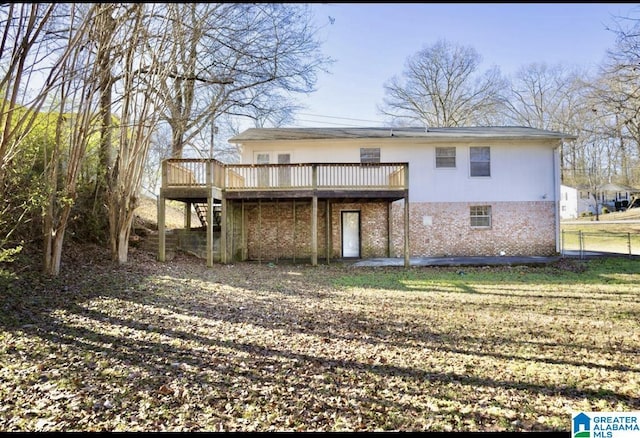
[553,144,561,254]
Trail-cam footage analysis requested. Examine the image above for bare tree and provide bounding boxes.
[0,3,57,188]
[583,135,615,221]
[1,2,331,269]
[0,3,64,256]
[584,73,638,186]
[156,3,331,158]
[595,10,640,186]
[0,3,94,270]
[379,39,508,128]
[504,63,589,130]
[502,62,599,189]
[41,4,104,276]
[104,4,174,264]
[92,3,119,206]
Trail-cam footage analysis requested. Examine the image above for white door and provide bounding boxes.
[341,211,360,258]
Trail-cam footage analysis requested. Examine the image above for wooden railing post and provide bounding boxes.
[206,161,213,188]
[312,164,317,190]
[161,160,168,188]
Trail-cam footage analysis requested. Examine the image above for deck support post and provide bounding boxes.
[158,194,166,262]
[206,193,214,267]
[326,199,331,264]
[311,195,318,266]
[241,200,246,261]
[292,200,296,263]
[404,196,410,268]
[220,195,227,264]
[387,202,393,257]
[185,202,191,230]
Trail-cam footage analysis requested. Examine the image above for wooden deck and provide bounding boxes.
[158,159,410,268]
[161,159,408,201]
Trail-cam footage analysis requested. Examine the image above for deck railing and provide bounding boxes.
[162,159,408,191]
[162,159,225,188]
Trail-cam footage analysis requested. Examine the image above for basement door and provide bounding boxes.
[341,211,361,258]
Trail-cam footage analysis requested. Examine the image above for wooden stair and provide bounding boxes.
[193,202,222,227]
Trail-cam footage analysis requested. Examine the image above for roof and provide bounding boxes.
[228,126,577,143]
[599,182,636,192]
[565,182,640,192]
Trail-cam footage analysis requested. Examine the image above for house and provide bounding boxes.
[157,126,576,266]
[561,182,640,218]
[560,184,580,219]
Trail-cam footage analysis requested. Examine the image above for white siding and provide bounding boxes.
[560,185,579,219]
[237,138,558,203]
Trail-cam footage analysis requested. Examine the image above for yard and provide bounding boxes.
[1,245,639,432]
[561,209,640,255]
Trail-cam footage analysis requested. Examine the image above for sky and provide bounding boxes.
[289,2,640,128]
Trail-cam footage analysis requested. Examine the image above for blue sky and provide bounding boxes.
[292,3,639,128]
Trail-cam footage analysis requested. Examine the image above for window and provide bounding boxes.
[470,205,491,228]
[256,152,270,187]
[360,147,380,163]
[469,146,490,177]
[255,152,292,187]
[435,147,456,168]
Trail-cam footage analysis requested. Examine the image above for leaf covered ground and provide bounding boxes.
[1,245,639,431]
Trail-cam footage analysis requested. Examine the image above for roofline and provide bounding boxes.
[228,126,578,143]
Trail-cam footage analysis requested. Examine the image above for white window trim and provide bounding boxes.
[470,205,492,229]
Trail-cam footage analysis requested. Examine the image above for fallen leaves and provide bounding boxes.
[0,247,639,431]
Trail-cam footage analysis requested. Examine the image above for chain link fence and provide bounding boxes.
[561,230,640,258]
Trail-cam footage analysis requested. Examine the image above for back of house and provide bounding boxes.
[225,126,575,261]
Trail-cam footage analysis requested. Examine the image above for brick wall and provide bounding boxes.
[328,202,388,258]
[226,199,556,261]
[236,200,390,261]
[390,201,556,257]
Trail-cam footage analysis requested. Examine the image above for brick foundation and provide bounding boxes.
[390,201,557,257]
[226,199,557,261]
[232,200,390,261]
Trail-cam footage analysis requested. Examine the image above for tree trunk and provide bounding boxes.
[43,206,72,276]
[45,231,66,277]
[117,221,131,264]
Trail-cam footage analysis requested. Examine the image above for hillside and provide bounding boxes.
[134,196,198,230]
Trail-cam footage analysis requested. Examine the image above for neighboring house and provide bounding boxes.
[157,126,576,266]
[561,182,640,218]
[559,184,579,219]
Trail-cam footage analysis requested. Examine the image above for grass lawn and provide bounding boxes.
[1,245,639,431]
[561,210,640,254]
